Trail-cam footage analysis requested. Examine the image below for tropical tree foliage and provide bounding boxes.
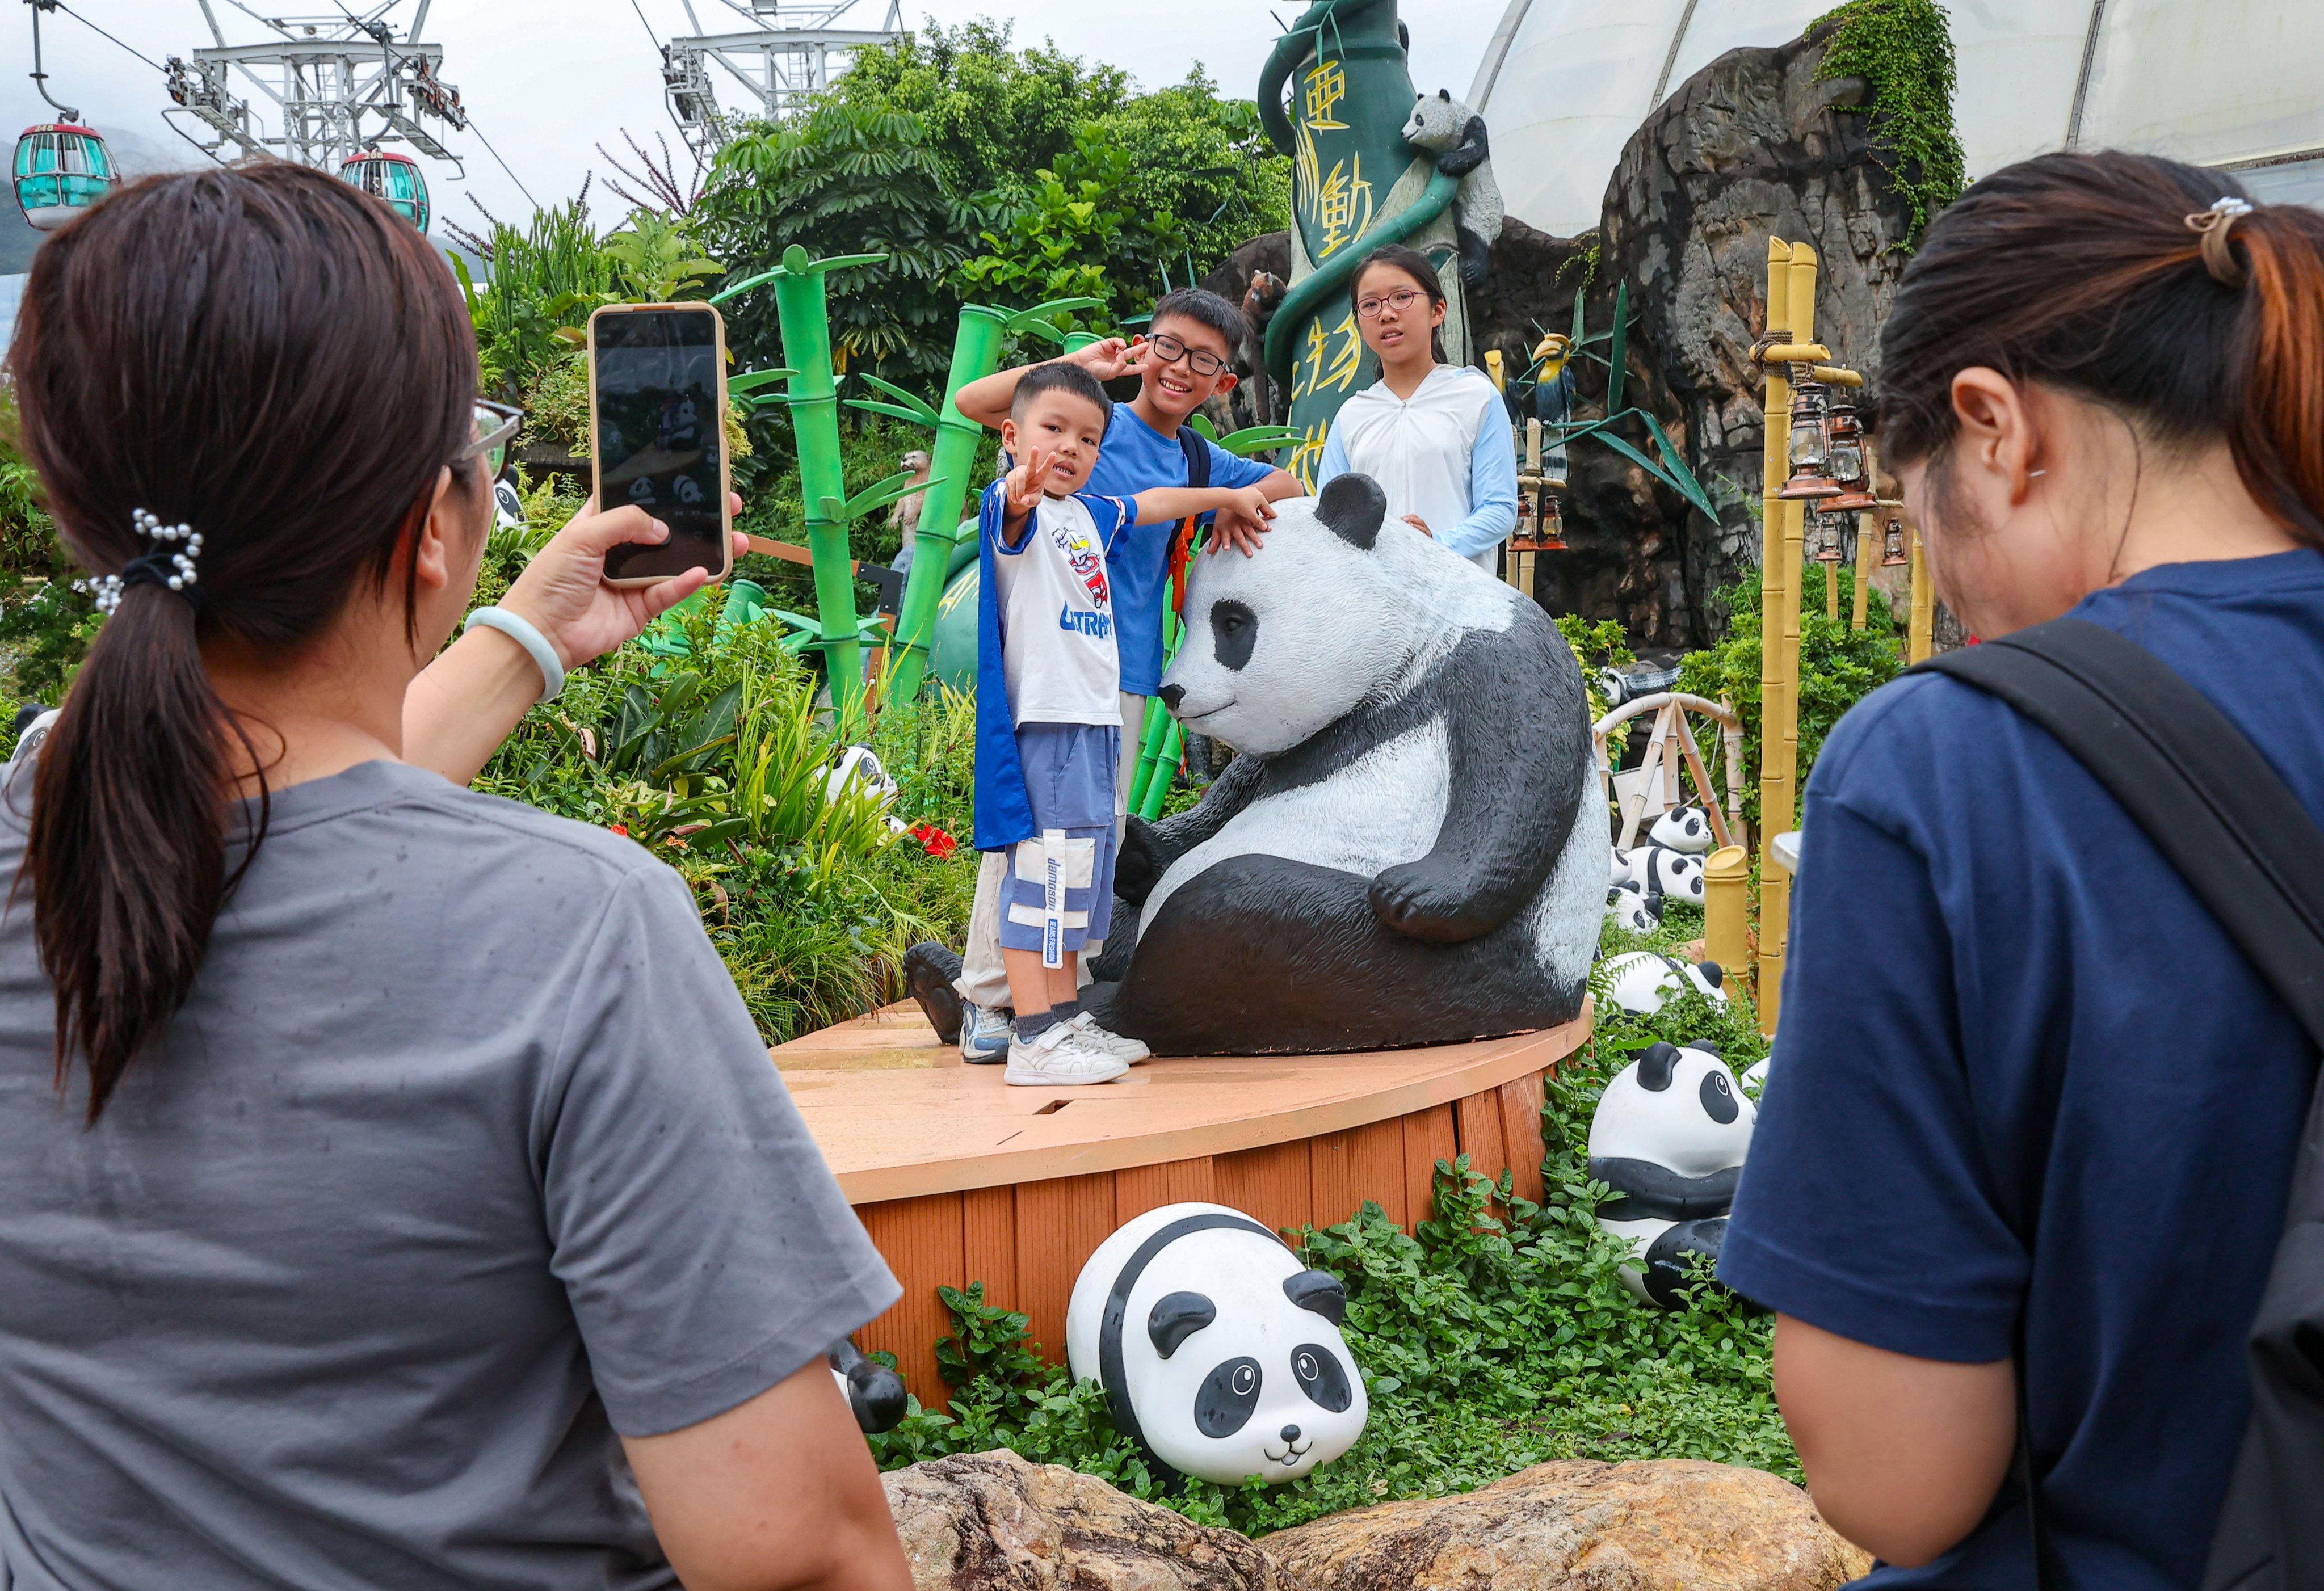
[696,22,1290,388]
[700,104,976,381]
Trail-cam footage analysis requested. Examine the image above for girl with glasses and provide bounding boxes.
[1313,244,1518,574]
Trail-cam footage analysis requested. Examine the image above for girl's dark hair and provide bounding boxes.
[1350,245,1449,363]
[8,162,476,1121]
[1877,150,2324,543]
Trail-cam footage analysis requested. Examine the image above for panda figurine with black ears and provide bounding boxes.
[1588,1040,1756,1307]
[1091,475,1604,1055]
[1065,1202,1369,1485]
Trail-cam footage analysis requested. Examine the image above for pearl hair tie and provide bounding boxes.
[77,509,204,616]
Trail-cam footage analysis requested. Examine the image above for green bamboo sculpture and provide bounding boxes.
[712,245,935,717]
[854,297,1102,704]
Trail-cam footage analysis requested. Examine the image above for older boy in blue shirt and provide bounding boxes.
[947,289,1304,1059]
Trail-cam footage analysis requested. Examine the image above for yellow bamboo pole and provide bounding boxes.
[1852,515,1875,630]
[1909,524,1934,663]
[1825,553,1840,620]
[1703,844,1752,997]
[1756,238,1792,1034]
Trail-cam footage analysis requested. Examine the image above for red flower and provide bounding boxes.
[910,823,958,860]
[608,823,630,838]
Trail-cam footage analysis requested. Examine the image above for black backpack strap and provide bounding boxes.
[1918,616,2324,1591]
[1176,426,1212,491]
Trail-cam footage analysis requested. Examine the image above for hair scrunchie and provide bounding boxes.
[2186,196,2256,289]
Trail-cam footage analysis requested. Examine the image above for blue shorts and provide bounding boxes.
[999,722,1119,961]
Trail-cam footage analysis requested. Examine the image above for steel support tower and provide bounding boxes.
[662,0,904,157]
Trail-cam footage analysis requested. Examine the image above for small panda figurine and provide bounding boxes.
[1617,843,1706,905]
[824,744,909,832]
[1065,1202,1369,1485]
[1605,883,1660,934]
[1398,89,1505,288]
[492,476,526,530]
[1647,806,1713,855]
[1596,948,1727,1015]
[1589,1041,1756,1307]
[826,1336,908,1433]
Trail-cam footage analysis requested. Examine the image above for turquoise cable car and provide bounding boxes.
[12,123,117,233]
[341,148,429,232]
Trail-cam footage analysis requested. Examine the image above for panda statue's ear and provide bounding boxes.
[1697,960,1725,990]
[1283,1268,1348,1325]
[1316,474,1388,550]
[1148,1291,1217,1359]
[1636,1041,1680,1092]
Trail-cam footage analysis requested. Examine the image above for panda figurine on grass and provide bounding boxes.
[1596,949,1728,1015]
[1615,843,1706,905]
[1090,475,1604,1055]
[1589,1041,1756,1307]
[1065,1202,1369,1485]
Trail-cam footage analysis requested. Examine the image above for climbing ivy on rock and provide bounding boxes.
[1811,0,1966,246]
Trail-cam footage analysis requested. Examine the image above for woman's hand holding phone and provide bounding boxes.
[502,493,750,670]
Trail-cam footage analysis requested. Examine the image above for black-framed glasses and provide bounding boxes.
[1145,332,1229,378]
[459,400,524,477]
[1356,287,1427,319]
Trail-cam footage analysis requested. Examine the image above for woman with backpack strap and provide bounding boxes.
[1720,150,2324,1587]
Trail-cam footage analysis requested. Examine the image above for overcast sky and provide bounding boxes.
[7,0,1507,242]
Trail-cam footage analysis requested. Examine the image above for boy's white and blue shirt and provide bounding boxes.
[972,480,1133,852]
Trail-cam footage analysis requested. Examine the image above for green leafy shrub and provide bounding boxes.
[1678,566,1902,824]
[1813,0,1965,245]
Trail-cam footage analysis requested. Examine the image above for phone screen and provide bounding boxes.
[592,307,726,582]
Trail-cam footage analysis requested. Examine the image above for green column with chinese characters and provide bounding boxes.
[1258,0,1468,486]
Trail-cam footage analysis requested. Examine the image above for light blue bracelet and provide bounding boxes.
[464,606,564,704]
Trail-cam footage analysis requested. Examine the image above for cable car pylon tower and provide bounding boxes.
[160,1,467,225]
[661,0,905,159]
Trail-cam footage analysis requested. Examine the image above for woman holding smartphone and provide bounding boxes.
[1313,244,1517,573]
[0,164,910,1591]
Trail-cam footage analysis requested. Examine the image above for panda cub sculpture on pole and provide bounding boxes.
[1095,474,1603,1055]
[1065,1202,1369,1484]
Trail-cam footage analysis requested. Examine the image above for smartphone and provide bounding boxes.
[587,302,734,587]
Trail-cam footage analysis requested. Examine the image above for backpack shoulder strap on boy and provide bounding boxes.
[1167,427,1213,617]
[1915,616,2324,1591]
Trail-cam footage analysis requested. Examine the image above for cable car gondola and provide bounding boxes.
[341,148,429,232]
[12,123,117,232]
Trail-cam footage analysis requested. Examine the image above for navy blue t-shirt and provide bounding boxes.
[1723,551,2324,1589]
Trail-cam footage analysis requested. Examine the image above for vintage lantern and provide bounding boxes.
[1778,375,1842,499]
[1882,515,1910,566]
[1819,396,1878,512]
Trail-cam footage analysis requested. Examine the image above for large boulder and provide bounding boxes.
[882,1450,1289,1591]
[1254,1458,1871,1590]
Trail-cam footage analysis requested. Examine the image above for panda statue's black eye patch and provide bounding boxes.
[1291,1344,1352,1412]
[1195,1356,1263,1436]
[1211,600,1258,671]
[1699,1070,1738,1124]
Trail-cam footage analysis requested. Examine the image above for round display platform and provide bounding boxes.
[774,1001,1592,1403]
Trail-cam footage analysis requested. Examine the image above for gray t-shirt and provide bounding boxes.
[0,759,899,1590]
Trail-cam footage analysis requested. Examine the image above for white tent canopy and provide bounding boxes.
[1470,0,2324,237]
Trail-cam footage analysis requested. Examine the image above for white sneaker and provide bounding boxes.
[1070,1012,1152,1064]
[959,1001,1014,1064]
[1003,1021,1131,1086]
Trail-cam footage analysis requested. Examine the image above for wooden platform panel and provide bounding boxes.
[774,1003,1589,1404]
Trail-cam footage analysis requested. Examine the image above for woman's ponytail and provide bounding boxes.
[7,162,473,1121]
[1877,150,2324,550]
[2224,206,2324,541]
[26,588,244,1118]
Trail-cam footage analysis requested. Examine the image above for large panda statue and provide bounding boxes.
[1588,1041,1756,1308]
[1065,1202,1369,1485]
[1089,475,1603,1055]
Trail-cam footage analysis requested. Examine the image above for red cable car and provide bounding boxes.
[340,148,430,232]
[12,123,117,233]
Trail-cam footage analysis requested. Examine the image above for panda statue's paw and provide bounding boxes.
[1116,816,1166,905]
[1368,861,1482,944]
